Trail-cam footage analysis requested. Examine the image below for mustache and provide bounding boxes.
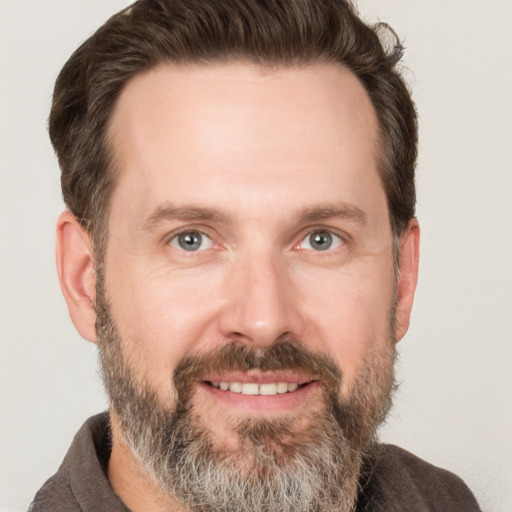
[172,339,342,407]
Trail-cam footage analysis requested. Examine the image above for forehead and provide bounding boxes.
[106,62,382,222]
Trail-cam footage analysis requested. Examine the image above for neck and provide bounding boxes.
[107,412,187,512]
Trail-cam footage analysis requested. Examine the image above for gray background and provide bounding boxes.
[1,1,511,510]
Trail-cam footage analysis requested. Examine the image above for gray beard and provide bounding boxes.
[95,275,396,512]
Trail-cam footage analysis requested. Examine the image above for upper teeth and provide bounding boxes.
[211,381,299,395]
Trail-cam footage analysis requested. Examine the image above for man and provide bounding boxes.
[30,0,481,511]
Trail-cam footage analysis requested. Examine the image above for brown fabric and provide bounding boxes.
[29,412,481,512]
[29,413,128,512]
[356,444,482,511]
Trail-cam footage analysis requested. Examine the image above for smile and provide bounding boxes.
[208,381,302,395]
[199,374,319,413]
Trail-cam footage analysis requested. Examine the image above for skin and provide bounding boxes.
[56,62,419,511]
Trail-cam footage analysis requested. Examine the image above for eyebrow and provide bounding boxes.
[142,201,368,231]
[141,203,231,231]
[298,204,368,225]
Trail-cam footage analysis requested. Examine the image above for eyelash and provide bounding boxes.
[167,229,214,252]
[296,229,346,252]
[166,226,348,254]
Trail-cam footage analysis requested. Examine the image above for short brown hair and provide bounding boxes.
[50,0,417,255]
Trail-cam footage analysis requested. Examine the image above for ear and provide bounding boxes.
[395,219,420,342]
[56,210,97,343]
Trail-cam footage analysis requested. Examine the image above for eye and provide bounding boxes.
[169,231,213,252]
[299,230,344,251]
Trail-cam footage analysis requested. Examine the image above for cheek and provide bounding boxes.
[105,264,225,392]
[296,264,395,387]
[104,246,396,398]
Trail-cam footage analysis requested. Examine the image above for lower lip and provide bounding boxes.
[197,381,320,414]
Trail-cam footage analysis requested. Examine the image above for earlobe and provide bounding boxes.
[56,211,98,343]
[395,219,420,342]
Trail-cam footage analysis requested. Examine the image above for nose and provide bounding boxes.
[217,252,303,348]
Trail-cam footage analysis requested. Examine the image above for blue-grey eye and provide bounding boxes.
[299,230,343,251]
[170,231,213,251]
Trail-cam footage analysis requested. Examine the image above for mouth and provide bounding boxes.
[207,380,307,395]
[197,374,319,414]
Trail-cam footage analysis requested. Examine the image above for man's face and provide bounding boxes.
[98,62,402,509]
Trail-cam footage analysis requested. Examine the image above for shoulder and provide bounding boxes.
[29,413,128,512]
[29,475,79,512]
[360,444,482,512]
